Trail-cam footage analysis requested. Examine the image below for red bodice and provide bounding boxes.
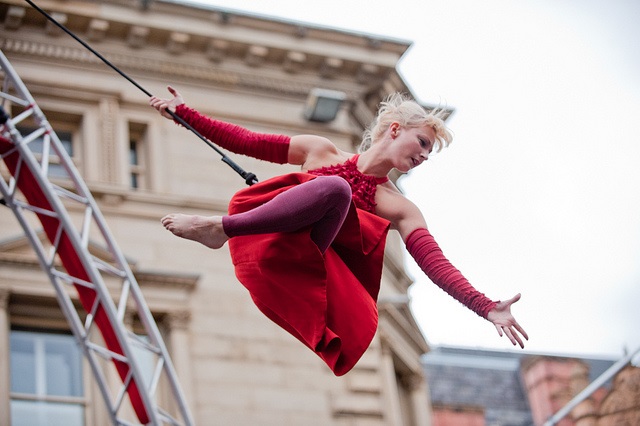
[307,155,388,213]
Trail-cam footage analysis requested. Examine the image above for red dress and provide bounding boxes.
[227,156,390,376]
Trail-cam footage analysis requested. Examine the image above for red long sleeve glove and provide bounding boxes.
[406,228,497,319]
[175,104,290,164]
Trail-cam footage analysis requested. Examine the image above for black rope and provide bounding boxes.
[24,0,258,186]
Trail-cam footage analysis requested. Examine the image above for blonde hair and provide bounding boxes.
[359,93,453,153]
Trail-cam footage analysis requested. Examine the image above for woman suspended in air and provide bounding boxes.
[149,86,528,376]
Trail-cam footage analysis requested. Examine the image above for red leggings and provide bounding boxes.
[222,176,352,253]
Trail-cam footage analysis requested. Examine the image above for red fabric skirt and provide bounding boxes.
[227,173,390,375]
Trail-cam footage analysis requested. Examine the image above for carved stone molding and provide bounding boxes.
[283,51,306,74]
[0,288,9,309]
[399,372,426,392]
[98,97,118,184]
[164,310,192,331]
[0,36,328,98]
[320,57,343,79]
[87,19,109,42]
[45,12,66,37]
[167,32,190,55]
[4,5,24,30]
[127,25,149,49]
[0,0,411,102]
[206,39,229,63]
[0,37,97,64]
[244,45,268,67]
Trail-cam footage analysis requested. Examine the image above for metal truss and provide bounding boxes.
[0,49,193,426]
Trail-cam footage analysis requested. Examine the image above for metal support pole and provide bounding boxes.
[543,345,640,426]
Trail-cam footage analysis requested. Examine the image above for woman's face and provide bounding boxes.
[389,124,436,172]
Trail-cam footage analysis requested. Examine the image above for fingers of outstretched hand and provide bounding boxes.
[494,323,503,337]
[506,327,525,348]
[149,96,164,109]
[495,324,524,348]
[505,293,521,307]
[149,97,172,119]
[514,321,529,341]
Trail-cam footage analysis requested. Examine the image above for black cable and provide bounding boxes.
[24,0,258,186]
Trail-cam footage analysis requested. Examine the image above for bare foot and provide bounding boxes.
[161,214,228,249]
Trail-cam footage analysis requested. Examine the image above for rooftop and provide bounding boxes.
[423,346,618,426]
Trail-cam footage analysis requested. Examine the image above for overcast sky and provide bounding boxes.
[187,0,640,361]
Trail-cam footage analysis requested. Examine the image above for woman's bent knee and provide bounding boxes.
[316,175,352,203]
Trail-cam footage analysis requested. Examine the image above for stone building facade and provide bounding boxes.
[0,0,437,425]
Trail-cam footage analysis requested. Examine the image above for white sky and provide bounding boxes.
[186,0,640,360]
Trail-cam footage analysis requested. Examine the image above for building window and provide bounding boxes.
[13,108,81,180]
[17,126,74,180]
[129,122,148,190]
[10,329,85,426]
[128,331,156,390]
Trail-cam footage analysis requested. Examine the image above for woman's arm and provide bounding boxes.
[174,104,291,163]
[376,189,528,347]
[151,86,289,163]
[150,86,342,168]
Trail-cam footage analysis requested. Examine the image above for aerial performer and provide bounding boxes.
[150,86,528,376]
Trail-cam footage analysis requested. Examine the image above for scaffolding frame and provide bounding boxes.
[544,345,640,426]
[0,50,193,425]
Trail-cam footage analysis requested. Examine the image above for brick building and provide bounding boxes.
[423,346,640,426]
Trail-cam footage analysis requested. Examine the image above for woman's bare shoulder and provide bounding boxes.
[375,183,426,234]
[290,134,352,170]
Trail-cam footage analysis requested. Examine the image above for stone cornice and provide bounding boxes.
[0,233,198,295]
[0,36,313,96]
[1,0,411,101]
[379,303,430,357]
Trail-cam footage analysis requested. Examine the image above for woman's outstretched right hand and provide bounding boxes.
[149,85,185,119]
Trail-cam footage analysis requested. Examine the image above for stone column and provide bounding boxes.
[0,289,11,426]
[97,96,122,185]
[406,373,432,426]
[380,342,404,426]
[165,310,194,416]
